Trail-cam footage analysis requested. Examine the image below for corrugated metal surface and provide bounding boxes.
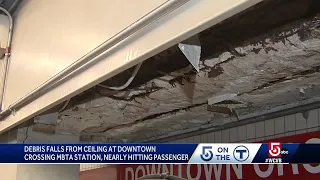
[167,108,320,143]
[0,0,262,134]
[79,106,320,172]
[80,165,117,180]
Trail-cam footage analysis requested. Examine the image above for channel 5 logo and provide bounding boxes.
[268,142,289,157]
[200,146,214,161]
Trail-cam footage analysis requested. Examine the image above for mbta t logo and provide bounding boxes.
[268,142,282,157]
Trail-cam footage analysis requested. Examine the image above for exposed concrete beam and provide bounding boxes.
[56,0,320,142]
[62,14,320,142]
[80,75,320,143]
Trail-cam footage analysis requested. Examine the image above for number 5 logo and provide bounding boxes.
[200,146,214,161]
[268,142,281,157]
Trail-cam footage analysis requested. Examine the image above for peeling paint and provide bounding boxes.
[59,9,320,142]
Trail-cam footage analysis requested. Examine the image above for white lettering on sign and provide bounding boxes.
[187,164,201,180]
[135,165,145,180]
[226,164,242,179]
[125,167,134,180]
[213,165,222,179]
[254,164,274,178]
[124,163,320,180]
[125,164,243,180]
[277,164,284,176]
[145,164,159,174]
[123,137,320,180]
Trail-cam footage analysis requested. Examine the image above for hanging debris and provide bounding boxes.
[178,35,201,72]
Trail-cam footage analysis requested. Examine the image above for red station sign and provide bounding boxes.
[118,131,320,180]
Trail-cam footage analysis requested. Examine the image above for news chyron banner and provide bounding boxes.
[189,143,317,164]
[0,143,318,164]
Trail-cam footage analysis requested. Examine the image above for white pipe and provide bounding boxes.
[0,0,190,118]
[61,47,142,112]
[98,62,142,91]
[58,99,70,112]
[0,7,13,111]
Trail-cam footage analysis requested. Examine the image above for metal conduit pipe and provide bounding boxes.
[59,61,142,113]
[60,60,142,112]
[0,7,13,111]
[0,0,190,119]
[97,61,143,91]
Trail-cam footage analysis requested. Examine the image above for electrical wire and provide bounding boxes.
[98,62,142,91]
[58,99,70,112]
[59,62,142,112]
[0,0,188,118]
[0,6,13,111]
[60,62,142,112]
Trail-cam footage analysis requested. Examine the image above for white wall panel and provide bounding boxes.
[296,129,307,135]
[200,133,208,143]
[0,0,263,134]
[308,109,319,128]
[221,129,230,143]
[246,123,255,140]
[80,107,320,171]
[5,0,168,108]
[274,116,285,134]
[285,114,296,135]
[214,130,222,143]
[308,127,319,133]
[164,107,320,143]
[264,119,274,137]
[255,121,265,138]
[295,113,306,130]
[238,125,246,142]
[230,127,238,142]
[194,135,201,143]
[80,164,110,172]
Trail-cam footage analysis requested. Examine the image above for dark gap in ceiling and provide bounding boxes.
[68,0,320,108]
[0,0,21,13]
[100,0,319,89]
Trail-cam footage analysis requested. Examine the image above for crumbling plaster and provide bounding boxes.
[55,0,320,142]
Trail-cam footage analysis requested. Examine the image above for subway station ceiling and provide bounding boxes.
[2,0,320,143]
[52,0,320,143]
[0,0,263,135]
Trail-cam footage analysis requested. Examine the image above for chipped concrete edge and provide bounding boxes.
[143,96,320,142]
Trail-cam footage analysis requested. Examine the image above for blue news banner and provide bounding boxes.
[0,143,319,164]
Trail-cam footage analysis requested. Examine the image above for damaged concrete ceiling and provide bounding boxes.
[49,0,320,142]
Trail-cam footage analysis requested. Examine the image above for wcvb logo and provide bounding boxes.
[268,142,282,157]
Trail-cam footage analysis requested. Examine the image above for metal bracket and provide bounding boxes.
[178,35,201,72]
[8,105,15,115]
